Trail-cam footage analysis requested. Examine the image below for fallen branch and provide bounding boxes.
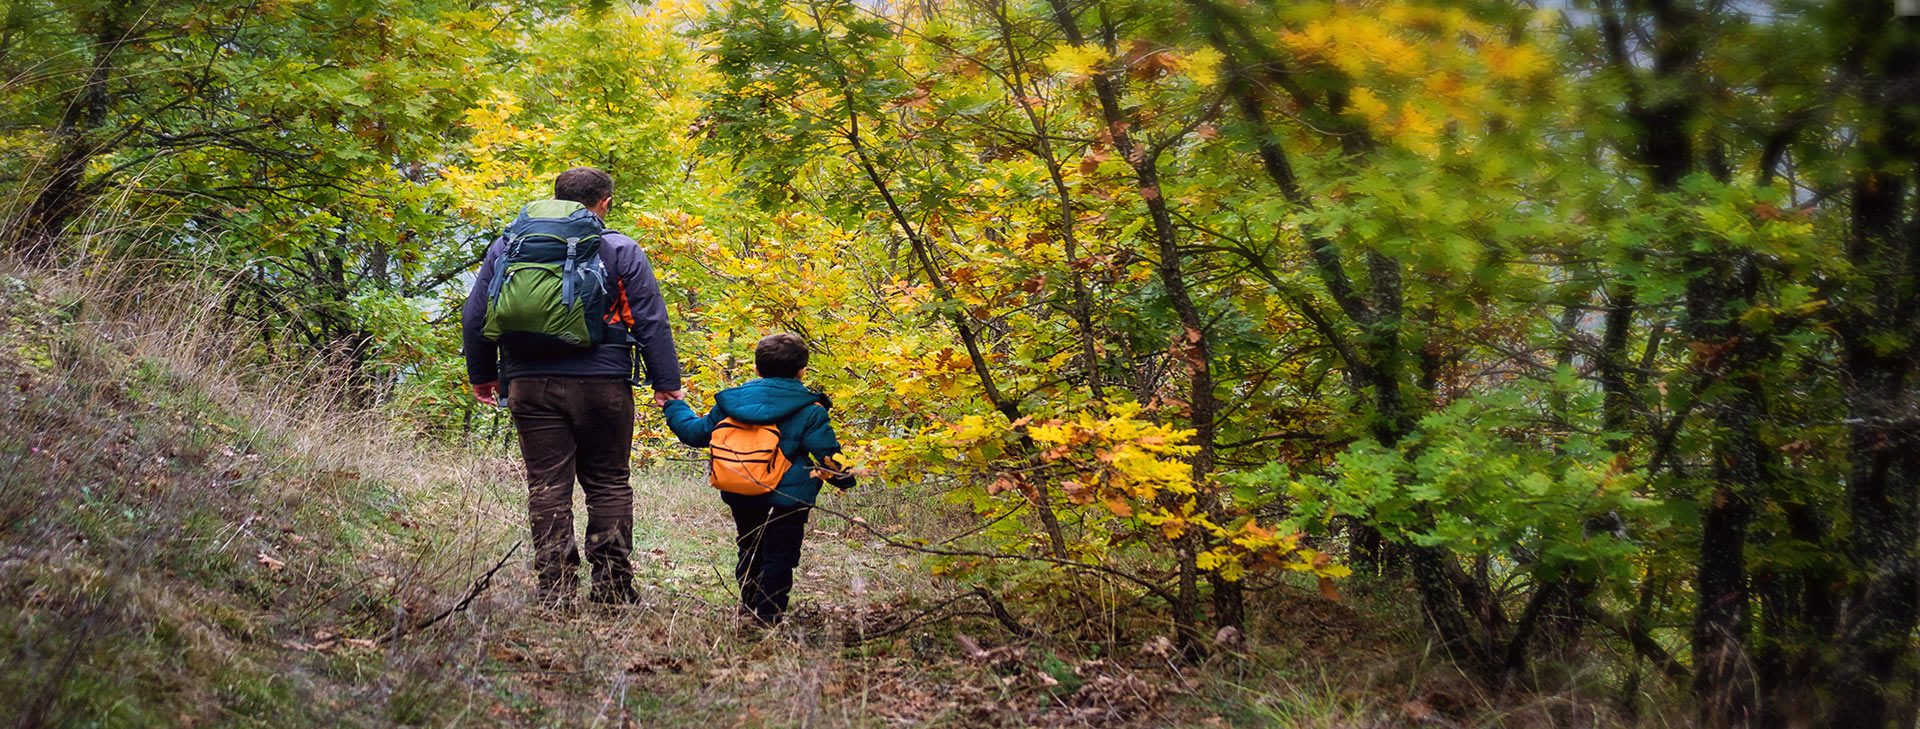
[844,591,975,645]
[972,586,1038,639]
[381,540,521,643]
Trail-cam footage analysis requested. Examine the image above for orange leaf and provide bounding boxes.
[1318,575,1343,602]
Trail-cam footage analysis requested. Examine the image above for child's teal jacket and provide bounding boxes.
[664,377,844,506]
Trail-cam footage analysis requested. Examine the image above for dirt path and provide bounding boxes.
[448,468,1230,727]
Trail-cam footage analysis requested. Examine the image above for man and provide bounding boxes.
[462,166,683,607]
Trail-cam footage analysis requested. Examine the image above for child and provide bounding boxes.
[663,333,854,626]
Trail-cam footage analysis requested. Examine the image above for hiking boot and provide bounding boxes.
[735,602,784,626]
[588,582,638,607]
[731,613,779,641]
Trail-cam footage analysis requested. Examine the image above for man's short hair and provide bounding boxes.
[554,167,614,206]
[755,333,810,379]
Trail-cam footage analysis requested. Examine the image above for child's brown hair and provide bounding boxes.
[754,333,809,378]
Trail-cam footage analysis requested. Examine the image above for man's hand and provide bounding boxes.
[814,457,862,490]
[652,389,685,407]
[473,381,499,406]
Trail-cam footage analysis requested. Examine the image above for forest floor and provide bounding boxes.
[0,272,1656,727]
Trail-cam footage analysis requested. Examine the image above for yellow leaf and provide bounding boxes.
[1349,87,1391,127]
[1179,46,1223,82]
[1158,517,1187,540]
[1485,43,1548,82]
[1043,44,1112,81]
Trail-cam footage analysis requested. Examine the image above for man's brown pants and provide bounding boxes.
[506,376,635,603]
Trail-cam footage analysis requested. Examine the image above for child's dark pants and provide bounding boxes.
[726,498,811,623]
[505,376,636,604]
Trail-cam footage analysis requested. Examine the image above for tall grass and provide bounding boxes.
[0,193,537,722]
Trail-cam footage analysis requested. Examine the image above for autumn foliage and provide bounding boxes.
[5,0,1918,726]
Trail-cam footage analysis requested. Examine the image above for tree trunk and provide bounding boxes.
[1599,284,1637,436]
[1040,0,1233,642]
[14,0,133,254]
[1190,0,1476,642]
[1686,260,1768,729]
[1827,11,1919,726]
[1410,545,1493,673]
[808,4,1074,560]
[1693,484,1756,729]
[849,141,1073,561]
[987,0,1103,400]
[318,249,376,407]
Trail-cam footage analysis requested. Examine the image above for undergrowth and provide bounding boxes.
[0,269,1677,727]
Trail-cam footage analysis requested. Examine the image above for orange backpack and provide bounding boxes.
[708,418,790,495]
[708,404,823,495]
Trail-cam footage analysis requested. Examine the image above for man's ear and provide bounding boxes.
[591,196,613,217]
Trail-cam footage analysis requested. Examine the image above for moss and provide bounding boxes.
[1038,651,1083,696]
[210,662,302,725]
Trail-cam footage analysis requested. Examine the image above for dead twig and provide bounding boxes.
[380,540,521,643]
[843,586,1037,645]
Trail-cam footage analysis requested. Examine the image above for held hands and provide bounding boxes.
[652,389,686,407]
[812,457,868,490]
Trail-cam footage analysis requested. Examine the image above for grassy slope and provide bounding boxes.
[0,272,535,726]
[0,273,1647,728]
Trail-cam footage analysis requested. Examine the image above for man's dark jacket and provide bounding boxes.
[461,227,681,392]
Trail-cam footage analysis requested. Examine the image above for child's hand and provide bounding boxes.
[812,460,859,490]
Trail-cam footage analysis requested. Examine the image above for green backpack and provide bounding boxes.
[481,200,620,354]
